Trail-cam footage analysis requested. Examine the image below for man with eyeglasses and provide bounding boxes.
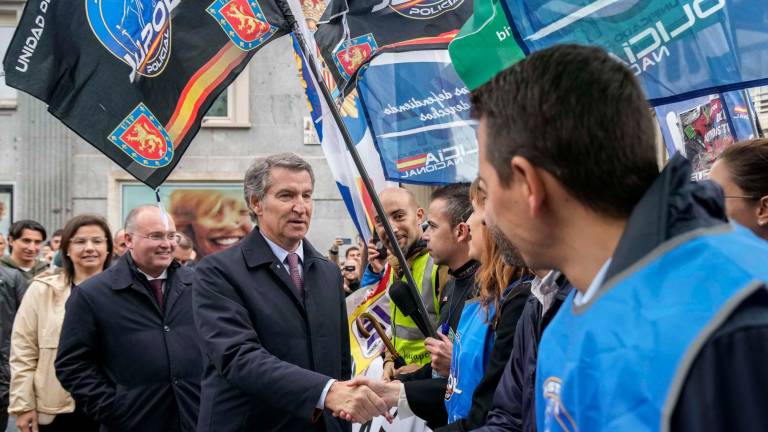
[56,205,201,432]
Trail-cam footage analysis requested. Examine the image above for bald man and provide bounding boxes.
[56,206,201,432]
[364,187,449,380]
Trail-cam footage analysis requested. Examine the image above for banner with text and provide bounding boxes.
[357,50,478,185]
[499,0,768,106]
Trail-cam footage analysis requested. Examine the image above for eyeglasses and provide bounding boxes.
[343,266,357,272]
[70,237,108,248]
[131,232,182,243]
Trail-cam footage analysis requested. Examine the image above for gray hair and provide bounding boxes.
[244,153,315,220]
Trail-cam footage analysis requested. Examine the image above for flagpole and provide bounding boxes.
[288,15,437,339]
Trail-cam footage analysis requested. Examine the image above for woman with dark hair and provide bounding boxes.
[9,215,112,432]
[709,138,768,241]
[443,179,531,427]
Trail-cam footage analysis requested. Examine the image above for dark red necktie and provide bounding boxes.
[285,253,304,298]
[149,279,164,310]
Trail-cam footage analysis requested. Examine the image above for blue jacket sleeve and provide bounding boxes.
[473,323,525,432]
[360,265,383,287]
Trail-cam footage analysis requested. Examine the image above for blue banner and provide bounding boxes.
[500,0,768,106]
[655,90,758,180]
[357,50,478,185]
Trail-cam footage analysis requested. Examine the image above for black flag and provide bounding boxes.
[3,0,290,188]
[314,0,473,93]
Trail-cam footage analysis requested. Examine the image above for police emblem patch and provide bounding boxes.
[332,34,377,81]
[86,0,178,81]
[207,0,277,51]
[109,103,174,168]
[388,0,466,20]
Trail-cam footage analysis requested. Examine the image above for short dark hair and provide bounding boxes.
[60,215,113,285]
[430,183,471,227]
[718,139,768,200]
[344,246,359,258]
[52,229,63,238]
[471,44,659,218]
[8,219,47,241]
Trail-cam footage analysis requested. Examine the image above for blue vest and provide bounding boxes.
[536,224,768,432]
[445,300,495,423]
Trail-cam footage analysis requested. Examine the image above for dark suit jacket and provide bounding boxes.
[55,255,202,432]
[193,229,351,432]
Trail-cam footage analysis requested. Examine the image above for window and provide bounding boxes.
[0,5,22,109]
[201,66,250,128]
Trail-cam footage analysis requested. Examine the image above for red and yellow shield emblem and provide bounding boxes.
[220,0,271,42]
[120,114,168,160]
[332,34,378,80]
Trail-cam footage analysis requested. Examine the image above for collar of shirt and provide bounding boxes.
[262,232,304,266]
[531,270,562,314]
[137,268,168,282]
[573,258,612,307]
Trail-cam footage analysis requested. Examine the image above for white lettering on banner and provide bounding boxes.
[122,0,179,81]
[619,0,726,76]
[401,144,478,179]
[383,86,471,123]
[16,0,53,72]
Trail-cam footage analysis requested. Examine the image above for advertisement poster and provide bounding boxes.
[357,50,478,185]
[121,183,252,261]
[0,185,13,239]
[655,91,758,180]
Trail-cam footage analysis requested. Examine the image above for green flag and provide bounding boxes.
[448,0,525,90]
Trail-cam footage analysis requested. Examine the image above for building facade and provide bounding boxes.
[0,1,358,253]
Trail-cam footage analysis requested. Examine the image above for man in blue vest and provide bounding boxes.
[472,44,768,431]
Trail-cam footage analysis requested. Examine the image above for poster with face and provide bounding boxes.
[676,96,734,180]
[122,183,253,260]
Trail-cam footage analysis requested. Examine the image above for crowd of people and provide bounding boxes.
[0,44,766,432]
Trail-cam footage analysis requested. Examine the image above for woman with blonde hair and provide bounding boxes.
[443,179,532,428]
[9,215,112,432]
[168,189,252,260]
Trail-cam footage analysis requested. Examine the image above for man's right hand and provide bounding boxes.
[367,240,385,273]
[325,380,391,423]
[16,410,39,432]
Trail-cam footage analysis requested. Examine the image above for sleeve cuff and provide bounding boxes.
[317,378,336,409]
[396,382,414,419]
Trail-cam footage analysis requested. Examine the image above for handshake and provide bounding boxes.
[325,377,402,423]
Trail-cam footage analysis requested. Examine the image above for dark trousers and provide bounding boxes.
[39,407,99,432]
[1,398,8,431]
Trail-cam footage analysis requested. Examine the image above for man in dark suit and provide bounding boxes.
[56,205,201,432]
[193,153,389,432]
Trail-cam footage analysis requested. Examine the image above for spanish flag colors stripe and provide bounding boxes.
[165,43,248,147]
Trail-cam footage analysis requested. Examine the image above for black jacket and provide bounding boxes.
[0,266,27,406]
[476,276,572,432]
[55,254,202,432]
[193,229,351,432]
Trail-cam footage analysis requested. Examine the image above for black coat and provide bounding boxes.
[55,255,202,432]
[193,229,351,432]
[0,266,27,406]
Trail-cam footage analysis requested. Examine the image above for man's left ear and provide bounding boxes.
[455,222,471,242]
[757,195,768,227]
[250,196,263,218]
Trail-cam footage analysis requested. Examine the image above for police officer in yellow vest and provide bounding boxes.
[366,188,449,380]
